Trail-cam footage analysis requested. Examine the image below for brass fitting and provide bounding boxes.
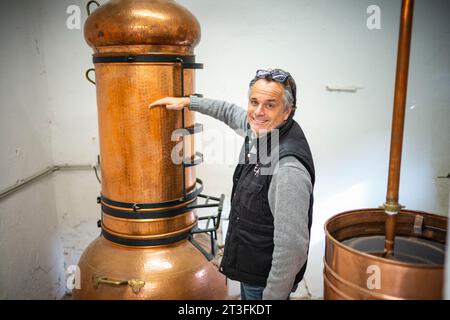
[379,201,405,214]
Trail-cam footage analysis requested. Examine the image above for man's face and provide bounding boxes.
[247,79,292,134]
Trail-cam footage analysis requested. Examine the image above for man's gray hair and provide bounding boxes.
[248,68,298,118]
[248,85,295,112]
[282,88,295,111]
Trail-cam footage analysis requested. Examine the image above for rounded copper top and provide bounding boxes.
[84,0,201,51]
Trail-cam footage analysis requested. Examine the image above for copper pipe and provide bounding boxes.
[0,164,96,201]
[384,0,414,257]
[384,214,397,257]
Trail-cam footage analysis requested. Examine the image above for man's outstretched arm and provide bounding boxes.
[149,96,247,134]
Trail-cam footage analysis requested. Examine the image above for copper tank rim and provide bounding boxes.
[322,261,404,300]
[93,52,196,57]
[324,208,445,269]
[101,219,197,240]
[92,44,195,55]
[101,212,195,223]
[101,197,197,213]
[94,236,193,251]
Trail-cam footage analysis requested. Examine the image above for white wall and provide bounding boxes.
[0,0,448,299]
[0,0,65,299]
[39,0,102,280]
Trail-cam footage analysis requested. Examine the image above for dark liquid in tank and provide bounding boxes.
[341,236,446,264]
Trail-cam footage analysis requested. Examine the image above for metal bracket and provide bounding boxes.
[174,57,204,199]
[86,0,100,16]
[184,123,203,135]
[183,152,204,168]
[85,68,96,85]
[189,193,225,259]
[99,178,203,212]
[93,154,101,183]
[326,85,364,93]
[413,215,424,236]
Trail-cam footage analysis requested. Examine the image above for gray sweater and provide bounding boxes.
[189,96,312,300]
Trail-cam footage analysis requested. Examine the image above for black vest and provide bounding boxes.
[219,118,315,288]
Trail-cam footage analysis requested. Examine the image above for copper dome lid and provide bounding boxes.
[84,0,201,52]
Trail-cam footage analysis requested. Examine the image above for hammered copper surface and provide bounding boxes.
[95,63,196,203]
[84,0,201,53]
[101,207,197,237]
[73,235,227,300]
[101,214,197,239]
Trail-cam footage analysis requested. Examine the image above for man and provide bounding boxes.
[149,69,315,300]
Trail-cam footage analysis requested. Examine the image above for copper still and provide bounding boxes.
[73,0,228,300]
[324,0,447,299]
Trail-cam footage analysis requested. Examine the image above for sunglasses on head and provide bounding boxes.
[256,69,291,83]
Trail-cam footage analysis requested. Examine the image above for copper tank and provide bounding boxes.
[73,0,228,300]
[324,209,447,299]
[323,0,447,300]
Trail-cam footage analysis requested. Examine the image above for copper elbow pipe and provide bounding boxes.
[384,0,414,257]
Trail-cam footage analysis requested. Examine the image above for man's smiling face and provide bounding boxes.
[247,79,292,135]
